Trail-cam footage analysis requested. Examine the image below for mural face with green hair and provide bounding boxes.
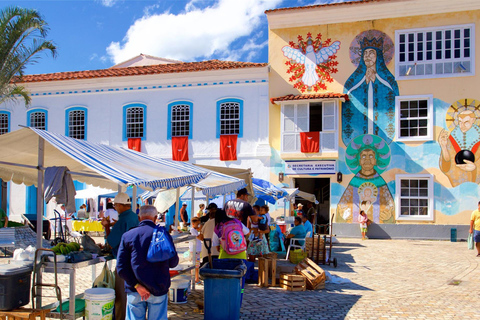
[345,134,391,175]
[337,134,395,224]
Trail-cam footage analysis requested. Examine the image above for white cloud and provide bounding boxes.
[106,0,282,64]
[98,0,118,7]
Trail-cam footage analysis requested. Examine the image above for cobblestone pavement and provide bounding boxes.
[3,238,479,319]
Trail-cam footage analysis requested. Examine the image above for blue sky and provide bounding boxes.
[4,0,354,75]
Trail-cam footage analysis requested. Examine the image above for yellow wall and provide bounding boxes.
[268,9,480,225]
[269,10,480,150]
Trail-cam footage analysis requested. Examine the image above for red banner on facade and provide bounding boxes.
[127,138,141,152]
[172,136,189,161]
[300,132,320,153]
[220,135,238,161]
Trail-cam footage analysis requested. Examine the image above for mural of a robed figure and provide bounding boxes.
[439,99,480,187]
[342,31,399,146]
[337,134,395,224]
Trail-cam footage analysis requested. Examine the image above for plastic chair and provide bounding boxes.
[285,231,310,260]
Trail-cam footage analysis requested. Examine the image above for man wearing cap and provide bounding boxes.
[117,205,179,320]
[297,203,304,217]
[103,192,139,320]
[180,203,189,227]
[224,188,256,226]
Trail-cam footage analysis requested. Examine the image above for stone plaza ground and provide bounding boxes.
[4,238,479,319]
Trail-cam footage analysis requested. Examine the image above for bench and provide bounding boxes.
[0,228,15,256]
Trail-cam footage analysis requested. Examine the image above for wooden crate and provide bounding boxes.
[258,257,277,287]
[0,308,49,320]
[305,235,325,263]
[294,258,326,290]
[279,273,306,291]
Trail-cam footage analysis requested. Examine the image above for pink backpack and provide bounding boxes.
[221,220,247,255]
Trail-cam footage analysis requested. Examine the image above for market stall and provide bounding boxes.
[0,128,214,318]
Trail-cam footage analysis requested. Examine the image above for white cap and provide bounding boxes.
[297,203,303,207]
[182,202,187,206]
[114,192,131,205]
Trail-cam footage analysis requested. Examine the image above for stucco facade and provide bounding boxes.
[0,60,270,222]
[267,0,480,239]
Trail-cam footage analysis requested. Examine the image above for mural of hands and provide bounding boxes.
[456,159,476,172]
[438,129,449,149]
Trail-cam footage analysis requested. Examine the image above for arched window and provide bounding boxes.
[65,107,87,140]
[217,99,243,138]
[27,109,48,130]
[123,104,146,140]
[168,101,192,139]
[0,111,10,135]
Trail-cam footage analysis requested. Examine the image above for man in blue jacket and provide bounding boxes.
[117,205,179,320]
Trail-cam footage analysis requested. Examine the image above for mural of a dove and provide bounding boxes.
[282,41,341,87]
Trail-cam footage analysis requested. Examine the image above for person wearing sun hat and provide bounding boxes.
[103,192,139,320]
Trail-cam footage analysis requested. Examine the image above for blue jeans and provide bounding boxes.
[126,292,167,320]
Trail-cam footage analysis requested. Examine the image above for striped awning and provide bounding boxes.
[140,168,246,200]
[252,178,287,204]
[0,128,209,191]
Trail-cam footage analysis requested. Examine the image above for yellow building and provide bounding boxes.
[266,0,480,239]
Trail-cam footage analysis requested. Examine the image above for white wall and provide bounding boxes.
[2,67,272,216]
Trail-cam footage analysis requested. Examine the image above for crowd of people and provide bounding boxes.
[100,188,322,320]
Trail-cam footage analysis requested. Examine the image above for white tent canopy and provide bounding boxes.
[0,128,211,248]
[0,128,209,191]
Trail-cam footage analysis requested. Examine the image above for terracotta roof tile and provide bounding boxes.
[15,60,268,83]
[265,0,386,14]
[270,93,348,104]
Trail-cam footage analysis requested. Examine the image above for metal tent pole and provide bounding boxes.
[174,187,180,229]
[190,186,195,222]
[36,137,45,249]
[132,185,137,213]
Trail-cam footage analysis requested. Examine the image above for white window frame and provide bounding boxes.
[126,106,144,139]
[395,23,475,80]
[30,111,47,130]
[280,100,338,153]
[171,104,190,137]
[0,113,9,135]
[395,174,434,221]
[395,95,434,142]
[67,109,86,140]
[220,102,240,136]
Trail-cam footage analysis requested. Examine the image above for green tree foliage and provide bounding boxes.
[0,6,56,106]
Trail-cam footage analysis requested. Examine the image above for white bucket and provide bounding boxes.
[84,288,115,320]
[169,279,189,304]
[176,275,192,295]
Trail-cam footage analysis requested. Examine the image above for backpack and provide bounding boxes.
[221,220,247,255]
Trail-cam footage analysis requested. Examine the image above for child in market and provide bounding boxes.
[190,217,203,283]
[358,210,368,240]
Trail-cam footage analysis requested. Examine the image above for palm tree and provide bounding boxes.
[0,6,56,106]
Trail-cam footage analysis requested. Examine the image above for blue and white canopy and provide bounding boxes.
[0,128,209,191]
[252,178,288,204]
[141,167,246,201]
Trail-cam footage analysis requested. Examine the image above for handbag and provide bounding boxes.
[147,226,177,262]
[468,233,475,250]
[93,262,115,289]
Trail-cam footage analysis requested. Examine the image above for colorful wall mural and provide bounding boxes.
[337,134,395,224]
[342,30,398,145]
[282,33,340,92]
[438,99,480,187]
[268,7,480,229]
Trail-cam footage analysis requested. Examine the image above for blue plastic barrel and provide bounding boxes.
[199,259,246,320]
[450,228,457,242]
